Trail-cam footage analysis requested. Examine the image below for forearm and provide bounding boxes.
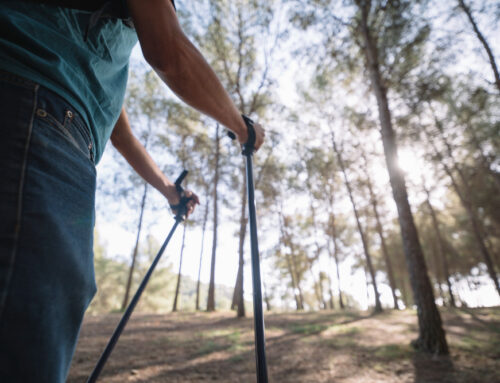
[127,0,248,143]
[111,108,178,204]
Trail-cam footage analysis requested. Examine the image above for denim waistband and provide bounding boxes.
[0,70,95,159]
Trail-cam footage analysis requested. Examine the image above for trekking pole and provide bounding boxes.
[229,116,269,383]
[87,170,191,383]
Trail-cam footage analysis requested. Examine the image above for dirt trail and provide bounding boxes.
[68,308,500,382]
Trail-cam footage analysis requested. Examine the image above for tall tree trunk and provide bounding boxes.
[363,266,371,304]
[423,184,456,307]
[317,274,328,310]
[308,196,328,310]
[262,278,272,311]
[361,152,399,309]
[328,210,345,309]
[332,136,382,313]
[279,212,304,310]
[232,171,247,317]
[285,251,302,310]
[458,0,500,92]
[121,183,148,311]
[328,274,335,309]
[289,244,305,310]
[357,2,448,354]
[399,275,410,308]
[307,257,325,310]
[429,236,447,307]
[333,244,345,309]
[425,115,500,296]
[195,196,210,311]
[172,223,187,312]
[207,124,221,312]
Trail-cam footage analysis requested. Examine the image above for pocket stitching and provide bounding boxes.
[36,109,93,164]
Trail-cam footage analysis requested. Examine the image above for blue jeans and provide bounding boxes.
[0,71,97,382]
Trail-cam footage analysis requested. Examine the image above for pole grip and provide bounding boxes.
[174,170,189,193]
[227,115,256,156]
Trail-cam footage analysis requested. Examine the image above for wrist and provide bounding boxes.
[228,113,248,144]
[162,182,180,205]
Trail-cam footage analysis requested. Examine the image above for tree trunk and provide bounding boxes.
[262,278,272,311]
[423,184,456,307]
[333,245,345,309]
[121,183,148,311]
[207,124,221,312]
[308,196,328,310]
[328,274,335,309]
[317,274,328,310]
[329,212,345,309]
[279,212,304,310]
[429,236,447,306]
[458,0,500,92]
[357,3,448,354]
[172,223,187,312]
[308,257,325,310]
[195,195,210,311]
[361,152,399,309]
[332,136,382,313]
[232,171,247,317]
[425,116,500,296]
[289,243,305,310]
[399,276,410,308]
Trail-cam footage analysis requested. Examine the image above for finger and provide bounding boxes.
[193,194,200,204]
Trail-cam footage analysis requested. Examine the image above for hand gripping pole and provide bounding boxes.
[87,170,190,383]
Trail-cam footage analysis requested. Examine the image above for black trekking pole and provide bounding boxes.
[87,170,191,383]
[229,115,269,383]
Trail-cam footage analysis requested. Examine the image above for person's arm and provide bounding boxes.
[127,0,264,150]
[111,107,199,215]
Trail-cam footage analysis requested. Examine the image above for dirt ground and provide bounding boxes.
[67,307,500,383]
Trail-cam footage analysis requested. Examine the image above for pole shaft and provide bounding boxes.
[87,220,181,383]
[245,153,269,383]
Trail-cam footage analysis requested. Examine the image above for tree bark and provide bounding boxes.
[121,183,148,311]
[423,183,456,307]
[361,152,399,309]
[457,0,500,92]
[172,223,187,312]
[195,196,210,311]
[207,124,221,312]
[357,1,448,354]
[332,136,383,313]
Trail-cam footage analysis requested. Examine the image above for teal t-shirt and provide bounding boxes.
[0,2,138,163]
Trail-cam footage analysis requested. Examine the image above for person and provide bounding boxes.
[0,0,265,381]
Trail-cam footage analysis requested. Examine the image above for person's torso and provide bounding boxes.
[0,1,138,163]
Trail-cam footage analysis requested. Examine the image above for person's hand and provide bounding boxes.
[237,121,265,152]
[167,187,200,218]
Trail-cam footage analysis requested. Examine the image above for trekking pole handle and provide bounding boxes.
[227,114,256,156]
[174,169,188,193]
[170,170,191,222]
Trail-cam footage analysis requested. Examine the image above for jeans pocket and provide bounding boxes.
[35,108,94,164]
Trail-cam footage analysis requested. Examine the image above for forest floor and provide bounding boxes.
[68,307,500,383]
